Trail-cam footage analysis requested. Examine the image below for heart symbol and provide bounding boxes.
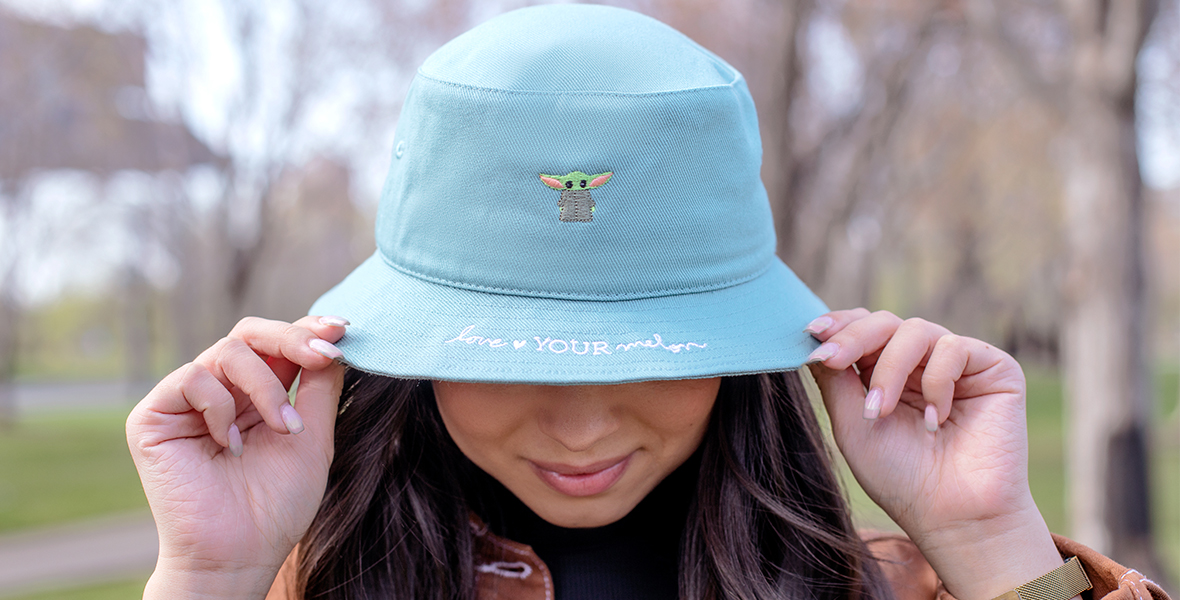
[513,340,526,349]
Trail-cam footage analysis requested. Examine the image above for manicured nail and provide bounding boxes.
[281,404,305,434]
[807,342,839,363]
[309,339,344,360]
[863,388,883,420]
[804,316,834,335]
[924,404,939,432]
[319,316,350,327]
[228,423,243,457]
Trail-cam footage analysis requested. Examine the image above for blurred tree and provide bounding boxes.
[238,157,373,322]
[1055,0,1162,575]
[0,184,16,427]
[0,9,219,422]
[772,2,939,310]
[960,0,1166,576]
[127,0,475,360]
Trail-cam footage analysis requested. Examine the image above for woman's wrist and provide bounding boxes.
[908,506,1067,600]
[144,557,281,600]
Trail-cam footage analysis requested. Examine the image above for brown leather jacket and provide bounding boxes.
[268,525,1170,600]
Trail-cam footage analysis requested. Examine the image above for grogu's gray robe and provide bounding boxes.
[558,189,594,222]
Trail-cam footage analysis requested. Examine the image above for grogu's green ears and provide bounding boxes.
[587,172,613,188]
[540,171,613,190]
[539,175,565,190]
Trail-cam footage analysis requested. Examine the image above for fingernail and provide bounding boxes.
[319,316,350,327]
[924,404,939,432]
[863,388,883,420]
[807,342,839,364]
[281,404,305,435]
[804,315,834,335]
[228,423,243,457]
[309,338,344,360]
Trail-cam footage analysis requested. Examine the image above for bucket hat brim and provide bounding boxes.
[310,252,827,385]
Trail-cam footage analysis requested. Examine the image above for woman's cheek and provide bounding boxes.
[433,384,521,460]
[639,382,719,445]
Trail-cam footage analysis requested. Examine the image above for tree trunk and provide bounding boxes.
[769,4,937,310]
[0,296,17,430]
[120,263,153,397]
[0,180,25,429]
[120,192,155,401]
[1059,0,1167,582]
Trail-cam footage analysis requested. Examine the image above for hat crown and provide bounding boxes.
[419,4,737,93]
[311,5,828,383]
[376,4,776,300]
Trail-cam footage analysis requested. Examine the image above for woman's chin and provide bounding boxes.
[524,493,642,528]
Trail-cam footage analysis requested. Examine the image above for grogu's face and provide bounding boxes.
[540,171,613,190]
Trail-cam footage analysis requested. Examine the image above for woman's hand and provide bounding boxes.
[126,316,348,599]
[806,309,1064,600]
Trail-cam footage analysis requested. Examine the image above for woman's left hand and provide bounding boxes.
[806,309,1064,600]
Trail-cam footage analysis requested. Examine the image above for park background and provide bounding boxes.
[0,0,1177,597]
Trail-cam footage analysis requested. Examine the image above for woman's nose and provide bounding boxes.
[536,388,621,452]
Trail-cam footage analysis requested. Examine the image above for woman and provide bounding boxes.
[126,5,1168,600]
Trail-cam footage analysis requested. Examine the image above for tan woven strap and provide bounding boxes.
[992,556,1092,600]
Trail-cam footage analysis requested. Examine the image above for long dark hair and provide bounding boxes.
[296,370,894,600]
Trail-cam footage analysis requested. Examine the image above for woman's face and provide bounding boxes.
[432,378,720,528]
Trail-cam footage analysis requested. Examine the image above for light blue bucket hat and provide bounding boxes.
[310,3,828,384]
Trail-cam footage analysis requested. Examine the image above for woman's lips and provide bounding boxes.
[529,454,632,497]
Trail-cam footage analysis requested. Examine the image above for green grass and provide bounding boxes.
[7,576,149,600]
[0,408,147,533]
[14,293,180,383]
[1024,367,1068,534]
[1154,366,1180,577]
[14,296,126,382]
[1023,366,1180,576]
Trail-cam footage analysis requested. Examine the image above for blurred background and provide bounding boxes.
[0,0,1176,597]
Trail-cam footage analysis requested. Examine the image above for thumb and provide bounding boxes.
[808,363,867,445]
[292,363,344,454]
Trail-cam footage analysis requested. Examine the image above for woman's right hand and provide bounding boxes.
[126,316,348,598]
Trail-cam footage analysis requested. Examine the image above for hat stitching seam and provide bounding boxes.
[390,286,804,321]
[404,275,772,313]
[377,251,774,301]
[408,296,793,321]
[322,261,820,327]
[414,70,742,98]
[399,303,800,327]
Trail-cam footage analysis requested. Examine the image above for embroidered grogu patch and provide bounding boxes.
[539,171,612,222]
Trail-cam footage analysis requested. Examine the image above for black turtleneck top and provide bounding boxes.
[474,453,699,600]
